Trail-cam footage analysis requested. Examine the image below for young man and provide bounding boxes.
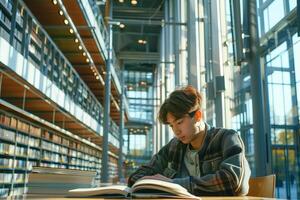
[128,85,251,196]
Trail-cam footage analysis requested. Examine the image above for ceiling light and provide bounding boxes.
[75,38,79,43]
[78,45,82,50]
[131,0,137,5]
[140,81,147,86]
[143,40,147,44]
[83,52,86,56]
[119,0,124,2]
[138,39,143,44]
[59,10,63,16]
[64,19,69,25]
[69,28,74,34]
[52,0,57,5]
[86,58,90,63]
[96,76,100,80]
[119,23,125,28]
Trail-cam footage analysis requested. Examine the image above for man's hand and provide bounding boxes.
[139,174,172,182]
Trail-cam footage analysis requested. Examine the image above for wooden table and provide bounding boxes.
[11,195,280,200]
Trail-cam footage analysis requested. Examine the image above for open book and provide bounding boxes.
[68,179,200,199]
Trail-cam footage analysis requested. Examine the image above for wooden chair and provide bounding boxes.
[247,174,276,198]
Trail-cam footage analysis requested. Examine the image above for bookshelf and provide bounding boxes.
[0,0,122,197]
[0,111,116,197]
[108,156,118,182]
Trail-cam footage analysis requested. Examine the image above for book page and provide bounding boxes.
[131,179,199,198]
[68,185,131,197]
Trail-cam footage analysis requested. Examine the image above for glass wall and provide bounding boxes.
[124,70,154,156]
[225,0,299,199]
[293,34,300,121]
[123,68,154,169]
[259,0,296,35]
[124,70,154,121]
[265,39,299,199]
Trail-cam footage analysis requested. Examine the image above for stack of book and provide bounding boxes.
[27,167,96,195]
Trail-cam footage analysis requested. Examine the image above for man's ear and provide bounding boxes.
[194,110,202,122]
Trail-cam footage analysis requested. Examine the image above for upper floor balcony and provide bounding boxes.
[22,0,129,123]
[0,0,123,152]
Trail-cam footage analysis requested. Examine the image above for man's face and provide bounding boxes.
[166,112,198,144]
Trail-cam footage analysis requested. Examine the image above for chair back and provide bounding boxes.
[248,174,276,198]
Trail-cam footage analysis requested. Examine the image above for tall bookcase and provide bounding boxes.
[0,111,103,197]
[0,0,121,197]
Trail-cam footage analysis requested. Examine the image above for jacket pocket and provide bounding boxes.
[202,156,223,174]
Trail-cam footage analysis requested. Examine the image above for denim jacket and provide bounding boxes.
[128,124,251,196]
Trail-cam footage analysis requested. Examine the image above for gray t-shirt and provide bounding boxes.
[184,144,201,177]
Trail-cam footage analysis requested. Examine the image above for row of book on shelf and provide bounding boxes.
[0,111,119,197]
[0,113,100,156]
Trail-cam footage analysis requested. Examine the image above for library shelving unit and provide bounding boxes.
[0,0,122,197]
[0,111,102,197]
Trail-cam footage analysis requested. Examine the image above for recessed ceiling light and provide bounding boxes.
[59,10,63,16]
[52,0,57,5]
[83,52,86,56]
[119,0,124,2]
[86,58,90,63]
[119,23,125,28]
[78,45,82,50]
[64,19,69,25]
[75,38,79,43]
[140,81,147,86]
[138,39,143,44]
[69,28,74,34]
[131,0,137,5]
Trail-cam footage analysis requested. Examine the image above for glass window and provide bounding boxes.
[268,70,283,84]
[292,34,300,82]
[282,85,293,125]
[272,148,287,198]
[288,149,298,199]
[289,0,297,10]
[272,129,286,144]
[286,130,294,145]
[263,0,284,32]
[268,84,275,123]
[292,34,300,120]
[270,84,285,124]
[270,42,287,59]
[263,8,270,32]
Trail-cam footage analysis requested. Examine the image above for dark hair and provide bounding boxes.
[158,85,203,124]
